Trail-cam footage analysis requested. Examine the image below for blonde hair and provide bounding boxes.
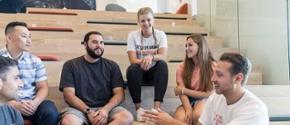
[137,7,154,20]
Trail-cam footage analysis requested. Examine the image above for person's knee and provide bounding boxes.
[38,100,59,119]
[174,105,188,121]
[192,111,201,124]
[192,111,201,119]
[127,64,140,73]
[112,111,133,125]
[156,60,168,67]
[155,60,168,73]
[61,114,82,125]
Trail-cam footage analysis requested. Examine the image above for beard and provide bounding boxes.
[86,46,104,59]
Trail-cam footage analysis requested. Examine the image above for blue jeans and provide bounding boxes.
[23,100,59,125]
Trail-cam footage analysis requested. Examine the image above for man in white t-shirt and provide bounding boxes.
[143,52,269,125]
[198,52,269,125]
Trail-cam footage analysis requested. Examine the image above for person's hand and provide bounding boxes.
[92,108,109,125]
[175,86,185,96]
[184,107,193,125]
[140,55,153,71]
[11,100,37,116]
[87,110,98,125]
[26,100,40,112]
[143,108,175,125]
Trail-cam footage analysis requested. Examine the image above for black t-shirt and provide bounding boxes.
[0,104,23,125]
[59,56,125,107]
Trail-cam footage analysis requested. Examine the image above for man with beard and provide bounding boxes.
[59,31,133,125]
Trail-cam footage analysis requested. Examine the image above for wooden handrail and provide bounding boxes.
[28,26,74,32]
[28,10,78,16]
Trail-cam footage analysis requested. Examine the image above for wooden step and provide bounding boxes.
[44,60,262,86]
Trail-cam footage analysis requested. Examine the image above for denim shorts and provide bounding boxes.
[60,106,127,125]
[188,96,203,106]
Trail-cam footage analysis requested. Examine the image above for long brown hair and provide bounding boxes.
[183,34,214,92]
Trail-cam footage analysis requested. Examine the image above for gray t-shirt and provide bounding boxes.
[59,56,125,107]
[0,104,23,125]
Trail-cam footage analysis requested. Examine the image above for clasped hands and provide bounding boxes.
[11,100,40,116]
[140,55,154,71]
[87,108,109,125]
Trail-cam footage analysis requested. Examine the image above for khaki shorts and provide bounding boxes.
[61,106,128,125]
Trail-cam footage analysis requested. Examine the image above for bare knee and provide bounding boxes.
[192,111,201,119]
[192,101,206,124]
[61,114,82,125]
[111,111,133,125]
[174,105,186,121]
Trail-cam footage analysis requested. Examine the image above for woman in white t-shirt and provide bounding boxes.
[126,7,168,121]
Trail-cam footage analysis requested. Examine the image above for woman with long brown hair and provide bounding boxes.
[174,33,215,125]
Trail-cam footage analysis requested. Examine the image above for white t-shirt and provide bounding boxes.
[127,29,168,67]
[199,89,269,125]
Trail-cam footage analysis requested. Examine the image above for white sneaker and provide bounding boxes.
[151,108,158,113]
[136,108,145,122]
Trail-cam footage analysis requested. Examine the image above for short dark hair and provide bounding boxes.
[81,31,103,44]
[0,56,18,81]
[5,21,28,35]
[220,53,252,85]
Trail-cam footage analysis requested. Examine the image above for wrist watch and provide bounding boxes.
[85,108,92,115]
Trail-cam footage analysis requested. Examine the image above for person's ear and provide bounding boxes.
[6,34,12,43]
[82,41,88,48]
[234,73,244,84]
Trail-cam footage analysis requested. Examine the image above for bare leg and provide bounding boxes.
[174,105,187,123]
[192,100,206,125]
[108,110,133,125]
[154,101,162,109]
[61,114,83,125]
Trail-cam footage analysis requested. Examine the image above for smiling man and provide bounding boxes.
[197,52,269,125]
[143,52,269,125]
[59,31,133,125]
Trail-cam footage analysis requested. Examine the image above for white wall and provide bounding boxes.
[196,0,289,85]
[96,0,117,11]
[239,0,289,85]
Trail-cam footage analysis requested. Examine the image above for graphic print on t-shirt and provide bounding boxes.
[136,44,159,58]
